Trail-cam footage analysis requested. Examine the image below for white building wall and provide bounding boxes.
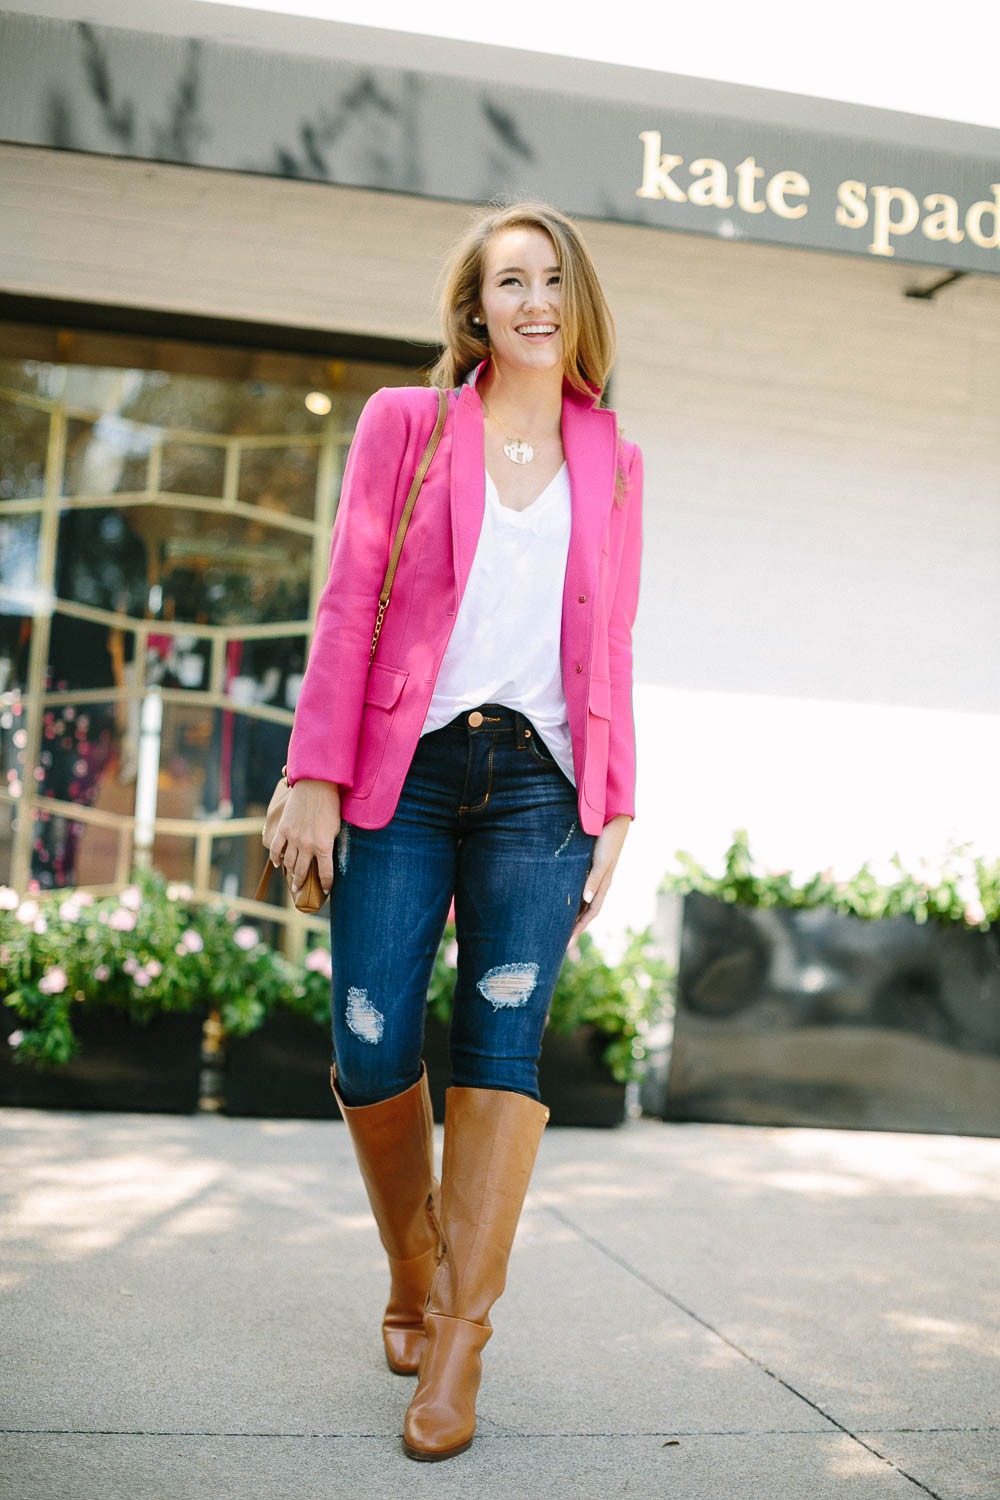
[2,144,998,939]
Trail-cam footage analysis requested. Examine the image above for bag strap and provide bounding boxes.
[368,388,448,665]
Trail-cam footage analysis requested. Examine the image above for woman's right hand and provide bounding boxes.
[268,779,341,896]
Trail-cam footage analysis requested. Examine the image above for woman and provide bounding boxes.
[269,201,643,1462]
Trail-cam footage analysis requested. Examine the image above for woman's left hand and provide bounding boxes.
[572,814,631,938]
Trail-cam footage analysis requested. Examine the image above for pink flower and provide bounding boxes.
[109,908,137,932]
[7,1030,23,1048]
[233,925,258,950]
[59,899,81,922]
[146,959,162,978]
[38,966,68,995]
[179,929,203,954]
[76,891,95,907]
[443,940,458,967]
[0,886,19,910]
[94,964,111,981]
[33,917,48,935]
[123,956,138,975]
[965,898,987,926]
[119,885,142,910]
[166,882,194,902]
[305,948,332,978]
[16,900,39,925]
[132,967,151,988]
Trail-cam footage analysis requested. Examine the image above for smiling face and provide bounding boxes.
[478,225,563,380]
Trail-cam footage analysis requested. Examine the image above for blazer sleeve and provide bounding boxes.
[604,442,643,823]
[285,388,408,788]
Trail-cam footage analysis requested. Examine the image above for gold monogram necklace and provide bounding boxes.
[482,399,560,466]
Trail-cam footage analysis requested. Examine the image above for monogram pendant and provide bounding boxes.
[503,438,534,465]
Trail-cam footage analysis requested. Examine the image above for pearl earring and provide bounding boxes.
[472,315,483,325]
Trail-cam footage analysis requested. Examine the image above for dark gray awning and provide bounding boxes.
[1,8,998,276]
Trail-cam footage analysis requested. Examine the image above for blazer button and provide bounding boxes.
[575,664,583,673]
[577,594,587,603]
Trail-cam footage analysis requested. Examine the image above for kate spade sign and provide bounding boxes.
[636,130,1000,264]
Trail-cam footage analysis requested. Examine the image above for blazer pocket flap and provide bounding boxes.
[588,676,612,719]
[364,663,408,710]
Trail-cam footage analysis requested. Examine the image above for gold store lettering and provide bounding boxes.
[836,179,1000,256]
[636,130,810,220]
[637,130,1000,262]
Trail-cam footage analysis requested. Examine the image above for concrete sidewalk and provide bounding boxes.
[0,1108,997,1500]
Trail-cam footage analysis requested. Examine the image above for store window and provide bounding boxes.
[0,321,421,926]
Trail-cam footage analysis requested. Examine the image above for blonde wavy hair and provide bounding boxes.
[430,201,616,397]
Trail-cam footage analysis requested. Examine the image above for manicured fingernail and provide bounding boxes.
[583,888,594,903]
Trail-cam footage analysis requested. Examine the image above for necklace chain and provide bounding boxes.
[482,398,560,466]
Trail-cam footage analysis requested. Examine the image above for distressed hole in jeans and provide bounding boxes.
[554,820,576,858]
[477,961,540,1011]
[346,985,384,1044]
[336,825,350,876]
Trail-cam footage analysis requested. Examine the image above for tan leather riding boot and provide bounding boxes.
[330,1064,441,1375]
[402,1086,550,1461]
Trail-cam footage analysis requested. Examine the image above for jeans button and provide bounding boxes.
[468,710,484,728]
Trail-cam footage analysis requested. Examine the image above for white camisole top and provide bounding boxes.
[419,461,576,784]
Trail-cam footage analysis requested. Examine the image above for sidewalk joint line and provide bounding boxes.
[0,1426,832,1439]
[543,1204,950,1500]
[0,1428,391,1439]
[2,1424,993,1446]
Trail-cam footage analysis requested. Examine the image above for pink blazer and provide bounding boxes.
[286,360,643,836]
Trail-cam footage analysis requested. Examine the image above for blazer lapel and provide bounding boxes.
[449,375,487,612]
[561,384,618,628]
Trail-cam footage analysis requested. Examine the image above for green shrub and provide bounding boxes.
[663,830,999,928]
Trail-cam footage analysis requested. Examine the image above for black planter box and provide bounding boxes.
[0,1006,205,1114]
[665,891,1000,1136]
[223,1009,337,1119]
[222,1010,626,1126]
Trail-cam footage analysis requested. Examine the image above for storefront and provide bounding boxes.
[1,4,998,936]
[0,322,430,914]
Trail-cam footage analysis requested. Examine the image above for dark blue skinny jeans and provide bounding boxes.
[329,703,596,1107]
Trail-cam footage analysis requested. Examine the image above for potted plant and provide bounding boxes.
[0,872,209,1112]
[1,869,673,1125]
[660,831,1000,1135]
[220,922,672,1127]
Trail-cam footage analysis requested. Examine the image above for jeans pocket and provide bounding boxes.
[527,730,558,768]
